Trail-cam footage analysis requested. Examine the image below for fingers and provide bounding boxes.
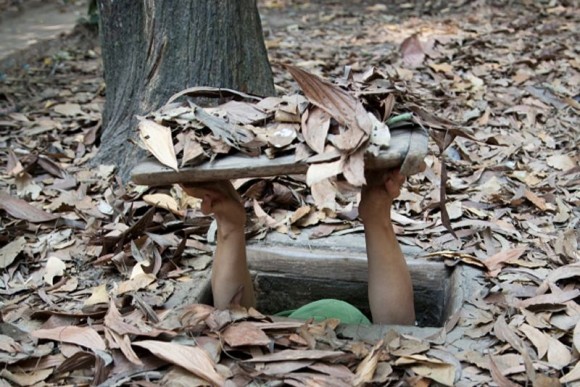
[200,194,213,215]
[383,169,405,199]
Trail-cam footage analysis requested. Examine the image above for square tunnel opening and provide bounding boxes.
[246,244,462,328]
[183,232,474,329]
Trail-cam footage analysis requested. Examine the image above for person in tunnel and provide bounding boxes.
[181,168,415,325]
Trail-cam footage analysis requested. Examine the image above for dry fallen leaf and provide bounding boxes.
[547,337,571,369]
[546,154,576,171]
[0,236,26,269]
[43,256,66,285]
[286,64,371,151]
[0,193,59,223]
[306,160,343,186]
[117,263,156,295]
[560,361,580,384]
[138,119,178,171]
[84,284,109,307]
[411,363,456,387]
[301,106,331,154]
[133,340,224,386]
[519,324,549,359]
[400,34,426,68]
[488,355,519,387]
[2,2,579,385]
[32,326,106,351]
[483,247,527,276]
[353,340,382,386]
[516,289,580,309]
[143,193,184,216]
[53,102,83,116]
[222,322,271,347]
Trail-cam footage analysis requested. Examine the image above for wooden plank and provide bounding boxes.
[246,245,447,285]
[131,127,427,186]
[248,228,423,257]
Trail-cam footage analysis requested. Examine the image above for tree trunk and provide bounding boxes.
[95,0,275,180]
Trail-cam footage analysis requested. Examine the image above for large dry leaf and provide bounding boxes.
[106,328,142,366]
[301,106,331,154]
[306,160,343,186]
[515,289,580,309]
[117,272,156,295]
[32,326,106,351]
[160,366,212,386]
[493,315,535,381]
[133,340,224,386]
[0,236,26,269]
[519,324,549,359]
[138,119,178,171]
[353,340,382,386]
[0,193,59,223]
[222,322,271,347]
[181,133,205,166]
[547,337,571,369]
[284,371,353,386]
[253,199,281,228]
[0,335,21,354]
[483,247,527,276]
[105,300,141,336]
[341,147,366,186]
[536,263,580,294]
[308,362,355,381]
[411,363,456,386]
[286,64,371,151]
[488,355,519,387]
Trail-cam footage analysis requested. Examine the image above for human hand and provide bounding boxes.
[358,169,406,222]
[181,181,246,230]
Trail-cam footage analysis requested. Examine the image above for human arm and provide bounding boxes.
[181,182,255,309]
[358,170,415,325]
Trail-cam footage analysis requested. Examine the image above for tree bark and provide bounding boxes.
[95,0,275,180]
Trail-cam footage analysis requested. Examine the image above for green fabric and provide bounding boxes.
[275,299,371,325]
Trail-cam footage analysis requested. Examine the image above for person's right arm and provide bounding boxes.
[359,170,415,325]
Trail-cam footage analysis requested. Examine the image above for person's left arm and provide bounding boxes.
[181,182,255,309]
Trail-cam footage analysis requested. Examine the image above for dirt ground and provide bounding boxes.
[0,1,578,386]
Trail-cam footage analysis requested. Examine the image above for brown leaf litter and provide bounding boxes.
[0,0,578,385]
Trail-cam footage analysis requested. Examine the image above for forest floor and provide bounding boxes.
[0,0,579,386]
